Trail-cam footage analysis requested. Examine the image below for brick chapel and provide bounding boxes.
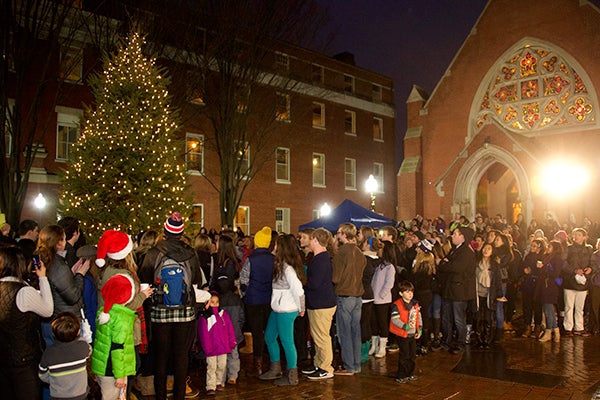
[398,0,600,226]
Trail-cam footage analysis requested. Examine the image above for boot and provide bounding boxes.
[538,329,552,342]
[258,361,282,380]
[552,328,561,342]
[274,368,298,386]
[361,342,370,363]
[432,318,441,341]
[136,375,155,396]
[480,322,491,349]
[254,358,263,377]
[531,324,542,339]
[368,336,379,356]
[375,337,387,358]
[239,332,253,354]
[522,325,531,338]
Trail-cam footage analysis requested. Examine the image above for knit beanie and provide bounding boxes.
[254,226,272,248]
[98,274,135,324]
[164,212,184,235]
[95,230,134,267]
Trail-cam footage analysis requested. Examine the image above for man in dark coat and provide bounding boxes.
[437,226,476,354]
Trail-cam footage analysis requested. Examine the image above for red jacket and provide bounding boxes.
[389,298,421,338]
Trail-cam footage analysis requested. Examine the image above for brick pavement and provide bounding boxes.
[174,332,600,400]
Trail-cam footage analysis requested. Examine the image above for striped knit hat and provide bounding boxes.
[164,212,184,236]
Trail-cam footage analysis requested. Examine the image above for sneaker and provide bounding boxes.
[307,368,334,380]
[387,343,400,353]
[301,366,317,375]
[334,369,355,376]
[206,389,216,396]
[185,377,200,399]
[395,377,410,384]
[408,375,418,381]
[215,384,224,391]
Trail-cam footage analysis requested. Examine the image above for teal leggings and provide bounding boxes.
[264,311,299,368]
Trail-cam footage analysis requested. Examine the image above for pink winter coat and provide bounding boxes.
[198,307,236,357]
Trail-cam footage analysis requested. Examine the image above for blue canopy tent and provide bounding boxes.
[298,199,395,232]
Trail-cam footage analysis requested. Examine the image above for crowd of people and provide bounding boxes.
[1,210,600,399]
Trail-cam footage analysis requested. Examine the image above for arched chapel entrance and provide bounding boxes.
[453,145,532,223]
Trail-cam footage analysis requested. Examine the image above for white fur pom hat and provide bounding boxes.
[98,273,135,325]
[95,230,134,267]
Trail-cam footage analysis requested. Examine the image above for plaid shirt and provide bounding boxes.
[151,305,196,323]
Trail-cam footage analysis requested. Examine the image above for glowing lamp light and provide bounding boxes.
[34,193,47,210]
[320,203,331,217]
[541,162,589,196]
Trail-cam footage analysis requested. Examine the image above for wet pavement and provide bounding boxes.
[177,330,600,400]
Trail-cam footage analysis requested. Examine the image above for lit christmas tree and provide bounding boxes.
[60,32,188,241]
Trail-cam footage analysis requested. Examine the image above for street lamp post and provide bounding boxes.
[365,174,378,212]
[34,193,46,226]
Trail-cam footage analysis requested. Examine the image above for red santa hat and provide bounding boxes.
[95,230,134,267]
[98,273,135,325]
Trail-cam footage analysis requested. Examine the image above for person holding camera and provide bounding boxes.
[0,245,53,399]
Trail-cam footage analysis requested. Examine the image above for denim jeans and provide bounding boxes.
[496,283,507,328]
[336,296,362,372]
[542,303,558,329]
[441,298,468,350]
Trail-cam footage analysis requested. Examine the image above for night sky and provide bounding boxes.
[316,0,489,167]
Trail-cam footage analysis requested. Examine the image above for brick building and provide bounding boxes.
[9,5,395,235]
[398,0,599,227]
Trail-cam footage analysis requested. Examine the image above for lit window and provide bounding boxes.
[312,153,325,187]
[186,133,204,173]
[344,74,354,94]
[56,112,80,161]
[276,147,290,183]
[373,117,383,141]
[276,52,289,72]
[345,158,356,190]
[312,102,325,128]
[372,84,382,102]
[275,92,290,121]
[373,162,384,193]
[345,110,356,135]
[235,206,250,236]
[189,204,204,236]
[312,64,324,84]
[59,46,83,83]
[236,84,250,113]
[275,208,290,233]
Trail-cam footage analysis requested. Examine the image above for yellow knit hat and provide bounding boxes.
[254,226,272,248]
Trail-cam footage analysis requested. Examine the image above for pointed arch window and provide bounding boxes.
[475,43,596,134]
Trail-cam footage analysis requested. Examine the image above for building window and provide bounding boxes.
[312,64,324,84]
[312,209,320,220]
[236,83,250,113]
[373,162,384,193]
[275,52,289,72]
[56,112,80,161]
[275,208,290,233]
[189,204,204,236]
[186,133,204,174]
[344,74,354,94]
[312,153,325,187]
[275,92,290,121]
[59,46,83,83]
[345,158,356,190]
[373,117,383,141]
[235,206,250,236]
[276,147,290,183]
[312,102,325,128]
[372,84,382,102]
[344,110,356,135]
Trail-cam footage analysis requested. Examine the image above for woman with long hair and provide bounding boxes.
[359,235,379,361]
[475,243,503,348]
[0,246,53,399]
[370,240,396,358]
[134,230,159,268]
[412,240,436,354]
[210,235,240,290]
[520,238,546,338]
[492,232,513,341]
[193,234,213,287]
[36,225,89,345]
[534,240,564,342]
[259,234,305,386]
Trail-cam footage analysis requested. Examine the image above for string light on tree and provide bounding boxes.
[59,31,189,241]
